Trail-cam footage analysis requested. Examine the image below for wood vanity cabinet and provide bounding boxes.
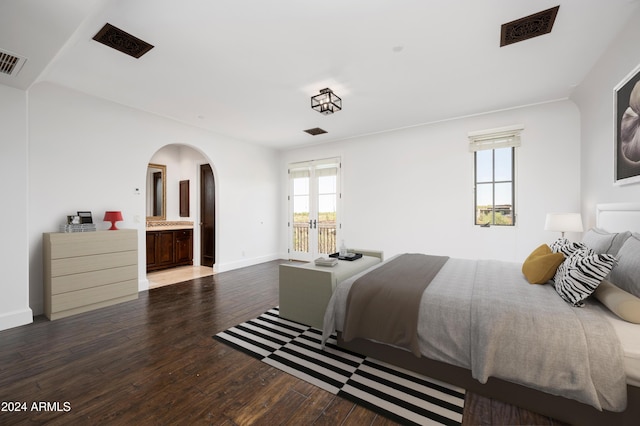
[175,229,193,264]
[146,228,193,272]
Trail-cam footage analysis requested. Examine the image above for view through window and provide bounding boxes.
[474,147,514,226]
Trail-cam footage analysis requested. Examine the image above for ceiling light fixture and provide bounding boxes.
[311,88,342,115]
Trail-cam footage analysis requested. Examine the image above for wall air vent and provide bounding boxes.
[304,127,328,136]
[500,6,560,47]
[0,49,27,76]
[92,23,154,58]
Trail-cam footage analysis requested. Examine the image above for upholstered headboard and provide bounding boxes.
[596,203,640,233]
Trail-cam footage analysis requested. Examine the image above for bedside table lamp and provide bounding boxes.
[103,211,123,230]
[544,213,583,237]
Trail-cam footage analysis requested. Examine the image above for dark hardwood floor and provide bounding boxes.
[0,260,563,425]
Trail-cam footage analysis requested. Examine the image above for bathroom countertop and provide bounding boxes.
[146,221,194,231]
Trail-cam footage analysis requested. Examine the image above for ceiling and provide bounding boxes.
[1,0,639,150]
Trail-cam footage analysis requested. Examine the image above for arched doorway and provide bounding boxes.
[145,145,216,287]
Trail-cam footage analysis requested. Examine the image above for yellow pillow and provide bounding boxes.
[521,244,565,284]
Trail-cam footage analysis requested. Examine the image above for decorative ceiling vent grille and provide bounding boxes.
[92,23,154,58]
[0,49,26,76]
[304,127,328,136]
[500,6,560,47]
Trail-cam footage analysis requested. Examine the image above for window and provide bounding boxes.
[469,125,522,226]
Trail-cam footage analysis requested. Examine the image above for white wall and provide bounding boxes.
[572,6,640,228]
[0,85,32,331]
[28,82,280,315]
[280,100,581,262]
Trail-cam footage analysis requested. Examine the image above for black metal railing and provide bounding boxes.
[293,222,336,254]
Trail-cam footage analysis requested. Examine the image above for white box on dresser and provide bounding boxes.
[43,229,138,320]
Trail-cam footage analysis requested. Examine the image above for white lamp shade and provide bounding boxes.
[544,213,584,233]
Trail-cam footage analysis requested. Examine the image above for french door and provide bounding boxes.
[288,158,340,262]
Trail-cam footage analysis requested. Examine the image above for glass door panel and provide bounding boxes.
[290,169,311,260]
[288,159,340,261]
[317,167,337,256]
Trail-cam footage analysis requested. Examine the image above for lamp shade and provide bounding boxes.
[544,213,583,236]
[103,211,123,230]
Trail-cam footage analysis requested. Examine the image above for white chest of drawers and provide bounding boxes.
[43,229,138,320]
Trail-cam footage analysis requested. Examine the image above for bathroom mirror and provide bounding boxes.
[147,163,166,220]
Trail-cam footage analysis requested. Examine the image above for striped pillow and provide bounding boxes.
[553,249,617,307]
[550,237,589,257]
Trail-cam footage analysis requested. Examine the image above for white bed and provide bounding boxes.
[596,203,640,387]
[322,202,640,425]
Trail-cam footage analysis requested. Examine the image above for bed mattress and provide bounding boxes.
[603,309,640,387]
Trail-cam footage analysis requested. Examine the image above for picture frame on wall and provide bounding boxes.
[614,62,640,185]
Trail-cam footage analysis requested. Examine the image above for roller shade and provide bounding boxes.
[468,124,524,152]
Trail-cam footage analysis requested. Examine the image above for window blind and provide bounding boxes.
[290,168,310,179]
[468,124,524,152]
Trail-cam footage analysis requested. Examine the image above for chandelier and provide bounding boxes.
[311,88,342,115]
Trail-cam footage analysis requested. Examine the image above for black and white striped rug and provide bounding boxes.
[213,308,465,426]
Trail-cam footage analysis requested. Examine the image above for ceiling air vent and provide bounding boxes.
[500,6,560,47]
[92,23,154,58]
[304,127,328,136]
[0,49,27,76]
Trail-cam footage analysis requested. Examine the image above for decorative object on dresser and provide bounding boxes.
[103,210,124,230]
[43,229,138,320]
[77,210,93,224]
[146,222,194,272]
[60,212,96,232]
[544,212,583,237]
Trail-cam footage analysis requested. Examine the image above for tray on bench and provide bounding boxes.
[329,252,363,261]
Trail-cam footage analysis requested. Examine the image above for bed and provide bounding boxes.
[321,203,640,425]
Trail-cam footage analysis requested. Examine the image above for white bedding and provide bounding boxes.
[323,255,631,411]
[603,308,640,387]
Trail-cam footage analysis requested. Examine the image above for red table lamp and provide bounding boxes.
[103,211,124,230]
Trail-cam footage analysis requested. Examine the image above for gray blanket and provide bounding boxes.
[322,256,627,411]
[342,254,448,356]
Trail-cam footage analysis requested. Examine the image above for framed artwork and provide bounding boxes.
[614,63,640,185]
[77,211,93,224]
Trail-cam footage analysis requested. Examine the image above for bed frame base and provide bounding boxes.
[337,333,640,426]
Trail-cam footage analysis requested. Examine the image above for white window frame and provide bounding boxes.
[469,125,523,227]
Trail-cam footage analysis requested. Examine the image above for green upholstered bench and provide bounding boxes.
[279,249,383,329]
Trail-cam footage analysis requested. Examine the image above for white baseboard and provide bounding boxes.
[0,307,33,331]
[216,253,280,273]
[138,278,149,292]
